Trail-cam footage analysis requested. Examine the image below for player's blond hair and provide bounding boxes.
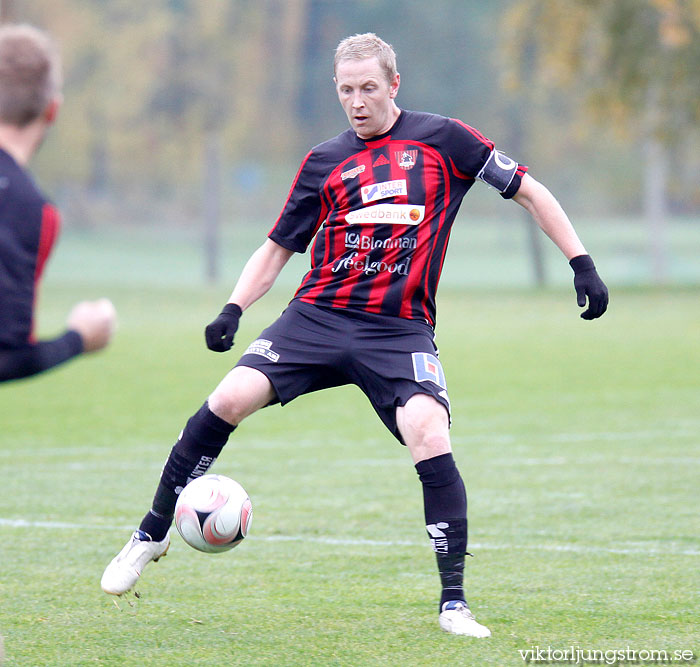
[334,33,397,84]
[0,24,61,127]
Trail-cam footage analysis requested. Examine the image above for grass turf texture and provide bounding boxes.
[1,280,698,665]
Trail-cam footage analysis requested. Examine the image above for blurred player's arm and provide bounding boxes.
[0,298,116,382]
[0,332,82,381]
[205,239,295,352]
[513,173,608,319]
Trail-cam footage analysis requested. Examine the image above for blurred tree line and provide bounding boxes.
[4,0,699,236]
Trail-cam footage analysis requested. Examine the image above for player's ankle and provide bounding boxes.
[139,509,171,542]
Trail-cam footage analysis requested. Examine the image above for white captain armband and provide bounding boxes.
[476,150,518,193]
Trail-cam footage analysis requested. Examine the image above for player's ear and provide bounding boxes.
[43,95,62,125]
[389,73,400,99]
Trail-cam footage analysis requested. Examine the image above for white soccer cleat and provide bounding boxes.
[438,601,491,637]
[101,530,170,595]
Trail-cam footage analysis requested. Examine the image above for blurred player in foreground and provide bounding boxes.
[102,33,607,636]
[0,25,115,383]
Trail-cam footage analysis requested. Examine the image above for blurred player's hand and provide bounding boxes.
[67,298,117,352]
[570,255,608,320]
[205,303,242,352]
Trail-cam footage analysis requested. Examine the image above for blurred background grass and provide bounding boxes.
[1,276,698,665]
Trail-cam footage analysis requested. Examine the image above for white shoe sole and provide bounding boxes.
[439,611,491,637]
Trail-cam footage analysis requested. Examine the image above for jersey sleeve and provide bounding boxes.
[0,330,83,382]
[447,118,528,199]
[268,150,328,253]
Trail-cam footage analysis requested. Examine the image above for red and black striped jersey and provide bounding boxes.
[269,109,527,326]
[0,148,61,347]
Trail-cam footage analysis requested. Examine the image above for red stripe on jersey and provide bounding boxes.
[296,191,331,293]
[423,158,454,325]
[327,152,377,309]
[35,204,60,279]
[450,118,495,150]
[449,157,472,181]
[398,144,449,324]
[362,143,413,313]
[364,136,392,149]
[30,203,61,342]
[295,179,340,298]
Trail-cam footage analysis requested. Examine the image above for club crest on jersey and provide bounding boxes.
[412,352,446,389]
[395,149,418,170]
[361,179,407,204]
[341,164,366,181]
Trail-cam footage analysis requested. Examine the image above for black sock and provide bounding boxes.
[415,453,469,609]
[139,402,235,541]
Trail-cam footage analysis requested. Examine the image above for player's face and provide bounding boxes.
[335,57,400,140]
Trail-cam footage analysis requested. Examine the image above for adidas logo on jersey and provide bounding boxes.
[373,154,390,167]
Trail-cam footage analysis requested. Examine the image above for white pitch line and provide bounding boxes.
[1,518,698,556]
[452,428,699,446]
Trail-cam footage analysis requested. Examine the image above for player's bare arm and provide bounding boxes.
[512,173,587,260]
[227,238,295,310]
[513,173,608,319]
[204,239,294,352]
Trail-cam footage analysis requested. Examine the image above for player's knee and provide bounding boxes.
[399,393,451,461]
[207,390,246,426]
[208,366,275,426]
[416,431,452,458]
[400,394,448,433]
[405,417,449,447]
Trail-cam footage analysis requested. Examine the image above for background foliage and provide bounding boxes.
[8,0,699,238]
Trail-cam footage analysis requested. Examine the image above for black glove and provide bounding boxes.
[204,303,242,352]
[570,255,609,320]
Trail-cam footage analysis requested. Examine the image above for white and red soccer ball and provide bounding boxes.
[174,474,252,553]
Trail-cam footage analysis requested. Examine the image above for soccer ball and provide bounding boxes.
[174,474,253,553]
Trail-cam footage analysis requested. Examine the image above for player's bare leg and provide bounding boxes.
[397,393,491,637]
[207,365,277,425]
[101,366,275,596]
[397,393,452,465]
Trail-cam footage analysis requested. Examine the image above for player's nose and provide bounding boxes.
[351,91,365,108]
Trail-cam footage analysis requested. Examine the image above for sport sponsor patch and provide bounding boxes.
[346,203,424,225]
[361,179,407,204]
[341,164,366,181]
[412,352,446,389]
[331,252,411,277]
[344,232,417,251]
[243,339,279,362]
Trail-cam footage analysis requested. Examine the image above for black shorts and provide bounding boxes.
[235,299,451,444]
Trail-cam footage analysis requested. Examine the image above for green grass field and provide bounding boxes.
[1,231,699,664]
